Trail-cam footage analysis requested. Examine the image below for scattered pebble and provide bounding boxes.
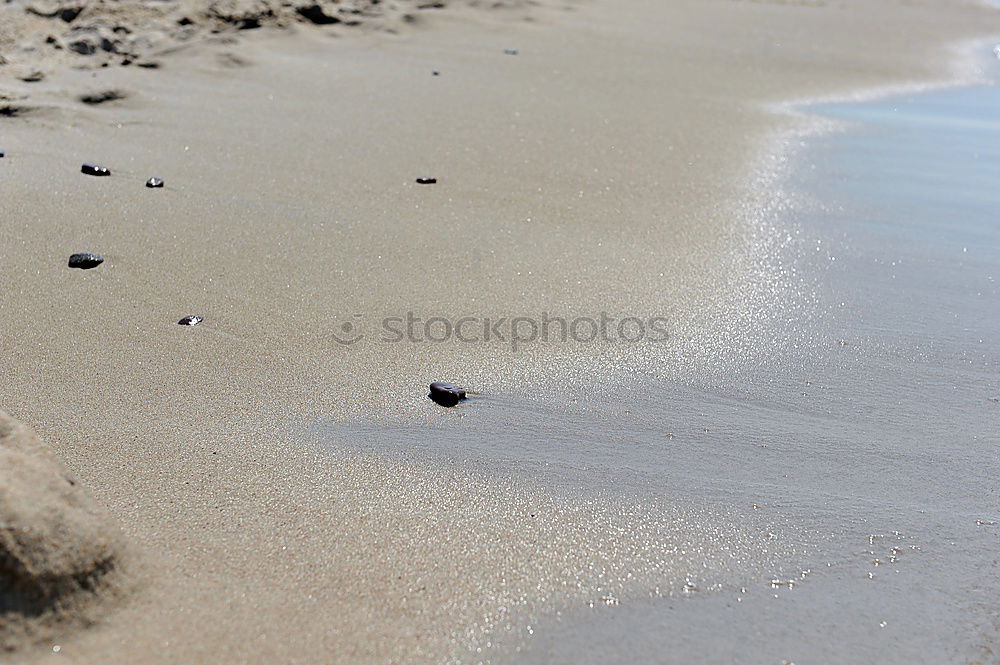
[432,70,440,76]
[178,315,203,326]
[416,177,437,185]
[428,382,466,407]
[146,177,164,188]
[81,163,110,176]
[504,48,519,55]
[0,151,5,158]
[67,252,103,269]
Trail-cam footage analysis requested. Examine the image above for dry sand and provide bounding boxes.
[0,411,125,649]
[0,0,997,661]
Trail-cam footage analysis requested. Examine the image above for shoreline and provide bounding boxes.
[494,40,1000,662]
[749,36,1000,203]
[2,1,999,661]
[717,35,1000,387]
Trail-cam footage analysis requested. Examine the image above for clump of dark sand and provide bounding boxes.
[0,411,125,650]
[78,88,126,104]
[0,0,540,72]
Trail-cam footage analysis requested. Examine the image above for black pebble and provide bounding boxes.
[504,48,519,55]
[68,252,104,269]
[432,71,440,76]
[416,177,437,185]
[0,151,5,158]
[146,177,164,188]
[81,163,110,176]
[178,315,203,326]
[429,382,467,407]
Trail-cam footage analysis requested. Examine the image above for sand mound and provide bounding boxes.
[0,0,539,72]
[0,412,125,650]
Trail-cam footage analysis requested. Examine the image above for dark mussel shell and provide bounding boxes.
[67,252,104,269]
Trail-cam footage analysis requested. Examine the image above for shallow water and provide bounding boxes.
[318,51,1000,663]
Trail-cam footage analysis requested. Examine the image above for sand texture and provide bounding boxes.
[0,0,997,661]
[0,0,544,74]
[0,412,125,650]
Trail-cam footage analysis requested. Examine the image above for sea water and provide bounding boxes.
[319,48,1000,664]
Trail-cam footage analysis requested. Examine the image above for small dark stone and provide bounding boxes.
[428,382,466,407]
[0,151,5,158]
[504,48,519,55]
[67,252,103,269]
[178,315,203,326]
[146,177,164,188]
[432,71,440,76]
[416,177,437,185]
[81,163,110,176]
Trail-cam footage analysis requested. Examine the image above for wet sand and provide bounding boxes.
[499,46,1000,662]
[1,0,998,661]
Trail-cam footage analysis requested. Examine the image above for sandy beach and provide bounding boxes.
[1,0,998,662]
